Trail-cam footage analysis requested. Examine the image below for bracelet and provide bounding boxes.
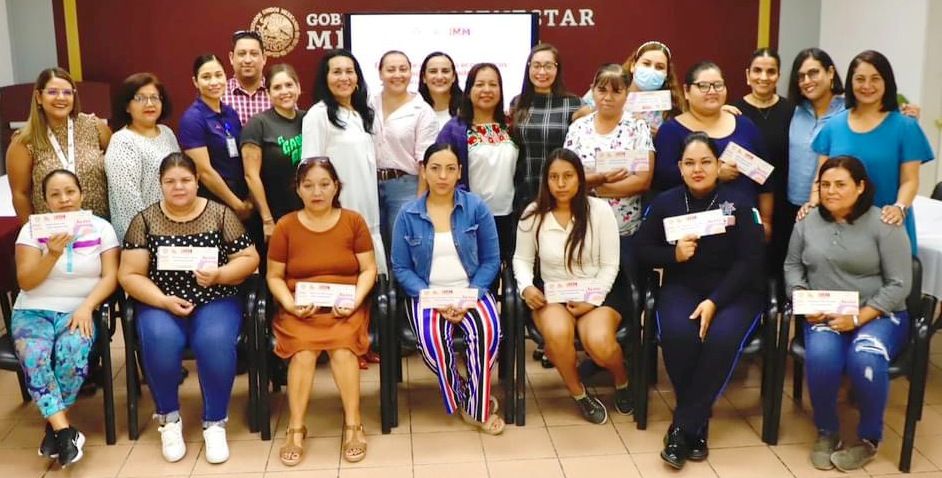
[893,202,908,217]
[852,315,860,328]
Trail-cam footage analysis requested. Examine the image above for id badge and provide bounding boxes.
[226,135,239,158]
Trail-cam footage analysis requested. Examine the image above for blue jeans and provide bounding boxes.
[136,296,242,424]
[379,174,419,255]
[804,311,909,442]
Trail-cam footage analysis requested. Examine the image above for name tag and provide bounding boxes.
[419,287,479,310]
[29,210,94,239]
[544,280,605,306]
[595,150,650,173]
[793,290,860,315]
[663,209,728,242]
[626,90,672,113]
[156,246,219,271]
[295,282,357,308]
[718,142,774,185]
[226,135,239,158]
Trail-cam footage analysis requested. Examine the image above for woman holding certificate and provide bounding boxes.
[512,148,627,425]
[784,156,911,471]
[634,133,765,469]
[391,143,503,435]
[12,169,119,468]
[119,153,259,465]
[267,157,377,464]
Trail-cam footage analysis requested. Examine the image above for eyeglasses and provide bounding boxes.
[797,68,822,82]
[297,156,331,170]
[691,81,726,93]
[44,88,75,98]
[232,29,264,46]
[132,94,162,105]
[529,62,558,72]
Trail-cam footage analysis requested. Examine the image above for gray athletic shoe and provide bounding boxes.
[573,393,609,425]
[810,433,840,470]
[830,439,877,472]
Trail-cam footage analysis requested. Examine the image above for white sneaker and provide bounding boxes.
[157,420,186,463]
[202,424,229,464]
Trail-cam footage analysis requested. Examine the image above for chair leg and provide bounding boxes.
[99,331,116,445]
[126,344,140,440]
[502,303,515,425]
[515,307,527,426]
[792,360,804,405]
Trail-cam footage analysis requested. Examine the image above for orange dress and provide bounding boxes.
[268,209,373,357]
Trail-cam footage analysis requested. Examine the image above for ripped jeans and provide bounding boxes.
[803,311,909,442]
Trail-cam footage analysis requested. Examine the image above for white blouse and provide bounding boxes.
[104,125,180,241]
[369,93,439,174]
[300,102,387,272]
[513,197,621,298]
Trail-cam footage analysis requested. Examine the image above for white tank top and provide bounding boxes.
[428,231,470,288]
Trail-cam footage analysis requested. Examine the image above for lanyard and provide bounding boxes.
[47,117,75,172]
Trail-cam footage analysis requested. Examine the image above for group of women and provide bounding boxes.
[3,33,935,473]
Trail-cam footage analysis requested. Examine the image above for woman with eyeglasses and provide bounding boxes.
[418,52,462,130]
[635,133,765,469]
[6,67,112,224]
[178,54,255,223]
[241,63,305,241]
[438,63,520,261]
[267,157,377,465]
[803,50,934,256]
[510,43,583,209]
[105,73,181,241]
[653,61,773,239]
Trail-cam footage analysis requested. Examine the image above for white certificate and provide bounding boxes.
[719,142,774,185]
[595,150,650,173]
[663,209,728,242]
[294,282,356,308]
[156,246,219,271]
[29,210,94,239]
[793,290,860,315]
[544,280,605,306]
[626,90,672,113]
[419,287,479,310]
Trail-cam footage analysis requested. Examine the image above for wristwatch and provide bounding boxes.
[852,315,860,328]
[894,202,908,217]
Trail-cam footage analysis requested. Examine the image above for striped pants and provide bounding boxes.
[407,292,501,422]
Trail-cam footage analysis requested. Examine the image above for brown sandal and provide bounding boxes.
[279,426,307,466]
[460,407,506,435]
[342,424,367,463]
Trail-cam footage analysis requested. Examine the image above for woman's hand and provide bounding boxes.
[286,301,317,319]
[689,299,717,340]
[566,301,595,317]
[437,306,467,324]
[235,200,255,221]
[332,304,355,318]
[805,313,828,324]
[522,286,547,310]
[674,235,698,262]
[68,306,94,339]
[602,168,629,184]
[45,233,72,257]
[262,219,275,241]
[718,161,740,182]
[880,204,905,226]
[194,268,221,288]
[796,202,817,221]
[827,314,856,332]
[721,104,743,116]
[900,103,920,118]
[162,295,195,317]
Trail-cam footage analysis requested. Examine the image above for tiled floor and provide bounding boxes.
[5,331,942,478]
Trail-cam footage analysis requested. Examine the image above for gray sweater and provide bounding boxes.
[784,206,912,314]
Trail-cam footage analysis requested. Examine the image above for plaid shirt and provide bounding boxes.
[222,77,271,126]
[514,94,583,206]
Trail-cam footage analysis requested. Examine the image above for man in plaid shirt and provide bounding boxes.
[224,30,271,125]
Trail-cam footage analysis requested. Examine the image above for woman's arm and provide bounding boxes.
[390,211,430,297]
[184,146,246,211]
[595,152,654,197]
[96,118,113,150]
[14,236,69,290]
[6,137,34,224]
[758,192,774,240]
[782,220,809,296]
[707,205,765,308]
[467,201,500,296]
[594,203,622,295]
[118,249,167,308]
[414,107,439,197]
[104,137,145,239]
[883,161,920,226]
[352,250,378,310]
[242,143,275,230]
[632,200,679,268]
[214,246,260,285]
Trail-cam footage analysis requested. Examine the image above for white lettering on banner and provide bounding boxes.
[306,29,343,50]
[458,8,596,27]
[306,13,343,26]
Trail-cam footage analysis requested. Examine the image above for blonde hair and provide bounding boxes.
[17,68,81,151]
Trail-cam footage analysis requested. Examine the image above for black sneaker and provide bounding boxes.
[661,425,689,469]
[38,422,58,458]
[55,426,85,467]
[573,392,609,425]
[613,385,634,415]
[686,423,709,461]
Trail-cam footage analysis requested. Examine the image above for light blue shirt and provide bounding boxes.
[787,96,845,206]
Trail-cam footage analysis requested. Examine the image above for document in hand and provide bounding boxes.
[595,150,650,173]
[295,282,357,308]
[718,142,774,185]
[419,287,479,310]
[663,209,727,242]
[29,210,94,239]
[792,290,859,315]
[544,279,605,306]
[626,90,672,113]
[156,246,219,271]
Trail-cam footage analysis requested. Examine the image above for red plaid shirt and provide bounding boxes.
[222,77,271,126]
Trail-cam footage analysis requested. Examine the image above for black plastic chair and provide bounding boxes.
[771,257,939,472]
[121,274,260,440]
[636,270,781,443]
[511,270,644,427]
[255,275,389,440]
[381,266,517,433]
[0,284,120,444]
[931,182,942,201]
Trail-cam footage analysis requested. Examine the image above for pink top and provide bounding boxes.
[369,93,439,175]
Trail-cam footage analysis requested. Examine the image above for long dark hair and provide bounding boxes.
[787,48,844,104]
[418,51,462,116]
[817,156,875,224]
[314,49,374,133]
[511,43,575,126]
[520,148,590,273]
[159,152,198,179]
[845,50,899,112]
[457,63,508,127]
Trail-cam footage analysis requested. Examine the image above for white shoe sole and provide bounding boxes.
[60,432,85,468]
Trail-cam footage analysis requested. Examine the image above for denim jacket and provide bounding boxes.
[391,189,500,298]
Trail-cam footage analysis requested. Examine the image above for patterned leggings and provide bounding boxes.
[12,309,94,418]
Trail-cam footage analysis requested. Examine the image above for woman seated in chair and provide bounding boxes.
[391,143,504,435]
[267,157,377,465]
[784,155,912,472]
[118,152,259,465]
[513,147,628,425]
[13,169,119,467]
[634,132,765,469]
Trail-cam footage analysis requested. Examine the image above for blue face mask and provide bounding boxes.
[633,66,667,91]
